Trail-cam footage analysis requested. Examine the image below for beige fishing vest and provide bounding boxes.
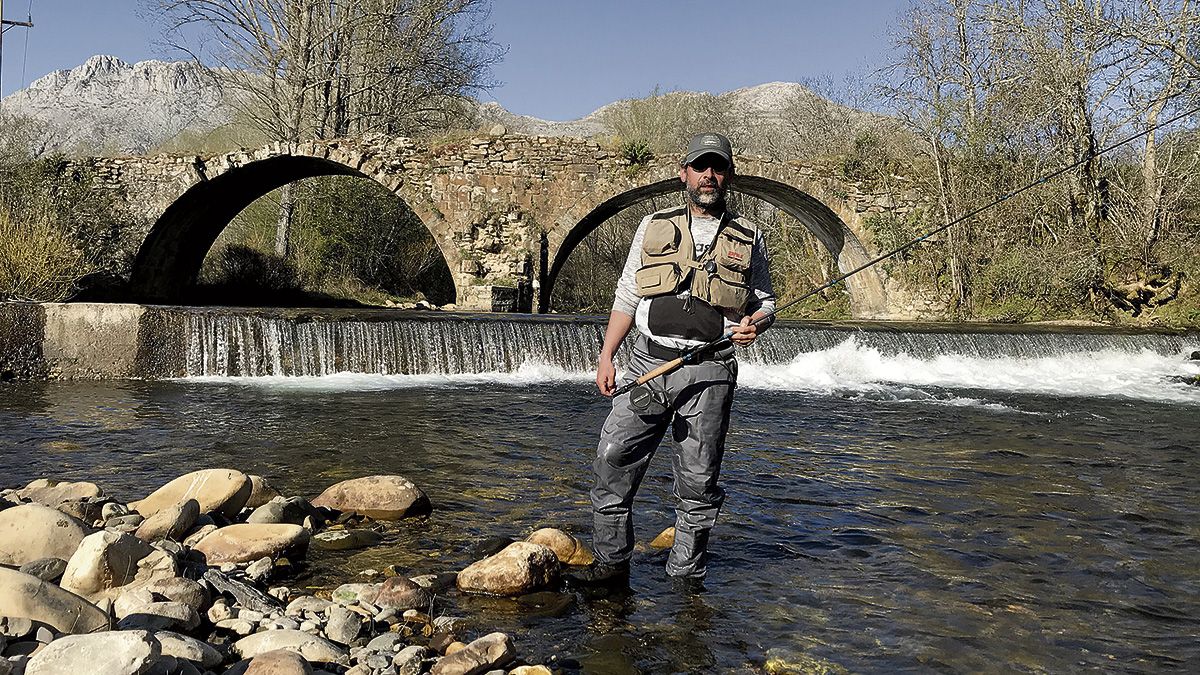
[634,206,756,313]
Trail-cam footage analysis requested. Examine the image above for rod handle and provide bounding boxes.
[611,357,685,397]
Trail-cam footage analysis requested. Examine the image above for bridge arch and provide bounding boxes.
[541,174,886,314]
[128,153,456,303]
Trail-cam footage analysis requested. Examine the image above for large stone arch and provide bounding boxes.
[128,153,457,303]
[540,174,887,315]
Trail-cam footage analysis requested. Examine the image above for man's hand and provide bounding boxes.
[730,316,759,346]
[596,354,617,396]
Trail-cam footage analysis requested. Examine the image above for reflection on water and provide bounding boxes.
[2,379,1198,672]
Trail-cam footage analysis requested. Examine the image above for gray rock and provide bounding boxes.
[393,646,430,675]
[246,497,317,527]
[139,577,209,614]
[60,530,178,600]
[116,601,201,632]
[17,558,67,584]
[285,596,332,618]
[246,557,274,583]
[234,629,347,665]
[428,632,514,675]
[323,607,360,646]
[154,631,223,669]
[364,633,404,653]
[24,630,161,675]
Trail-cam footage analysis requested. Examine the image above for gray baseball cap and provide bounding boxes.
[682,132,733,167]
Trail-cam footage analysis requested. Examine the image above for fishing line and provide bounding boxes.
[613,103,1200,397]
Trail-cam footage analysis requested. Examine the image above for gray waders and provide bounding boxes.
[591,335,737,579]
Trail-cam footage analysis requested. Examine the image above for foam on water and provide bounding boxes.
[184,333,1200,406]
[738,336,1200,404]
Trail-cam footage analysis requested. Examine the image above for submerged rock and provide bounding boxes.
[312,529,381,551]
[311,475,431,519]
[649,526,675,550]
[0,567,110,634]
[0,503,90,566]
[457,542,559,597]
[368,576,431,612]
[131,468,252,520]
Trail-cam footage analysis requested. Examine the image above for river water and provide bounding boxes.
[2,315,1198,673]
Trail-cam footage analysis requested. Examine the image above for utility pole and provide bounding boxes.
[0,0,36,101]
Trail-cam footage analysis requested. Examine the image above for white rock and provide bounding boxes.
[24,630,160,675]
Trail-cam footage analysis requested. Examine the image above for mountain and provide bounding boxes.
[2,55,230,156]
[2,55,860,156]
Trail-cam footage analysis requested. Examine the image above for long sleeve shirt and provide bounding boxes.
[612,211,776,349]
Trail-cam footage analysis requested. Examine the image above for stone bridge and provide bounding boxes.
[67,131,922,316]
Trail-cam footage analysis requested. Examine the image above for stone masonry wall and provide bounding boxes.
[64,130,926,315]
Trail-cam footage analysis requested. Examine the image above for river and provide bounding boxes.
[1,314,1198,672]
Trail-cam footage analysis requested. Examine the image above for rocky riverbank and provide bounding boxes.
[0,469,604,675]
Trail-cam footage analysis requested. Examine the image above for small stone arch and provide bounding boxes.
[540,174,887,315]
[128,153,457,303]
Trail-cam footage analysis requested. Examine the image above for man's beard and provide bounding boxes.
[687,182,726,210]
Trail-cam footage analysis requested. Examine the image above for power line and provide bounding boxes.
[0,0,35,101]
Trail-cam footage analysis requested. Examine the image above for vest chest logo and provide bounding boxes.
[725,250,744,262]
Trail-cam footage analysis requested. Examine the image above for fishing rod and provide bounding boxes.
[612,104,1200,398]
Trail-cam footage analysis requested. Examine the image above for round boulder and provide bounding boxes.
[244,648,314,674]
[0,567,110,634]
[457,542,559,597]
[134,498,199,543]
[130,469,252,520]
[311,475,430,520]
[0,503,90,566]
[366,576,430,611]
[60,530,177,600]
[194,524,310,565]
[525,528,593,566]
[25,630,159,675]
[17,479,103,507]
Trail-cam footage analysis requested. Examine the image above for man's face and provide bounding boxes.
[680,153,732,209]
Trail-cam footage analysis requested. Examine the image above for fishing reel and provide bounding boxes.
[628,383,669,416]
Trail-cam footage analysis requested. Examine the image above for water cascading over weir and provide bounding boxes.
[177,309,1197,379]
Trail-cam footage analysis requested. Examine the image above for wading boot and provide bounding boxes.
[564,560,631,589]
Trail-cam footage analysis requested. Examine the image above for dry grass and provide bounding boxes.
[0,208,91,301]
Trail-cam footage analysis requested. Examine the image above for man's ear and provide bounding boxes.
[679,166,687,184]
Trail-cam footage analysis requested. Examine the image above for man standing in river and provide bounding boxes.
[567,132,776,588]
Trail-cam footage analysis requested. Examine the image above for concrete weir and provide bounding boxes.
[0,302,187,380]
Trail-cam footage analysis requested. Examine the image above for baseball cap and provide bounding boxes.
[682,132,733,167]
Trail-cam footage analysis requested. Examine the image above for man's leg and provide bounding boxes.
[590,350,671,567]
[665,358,736,578]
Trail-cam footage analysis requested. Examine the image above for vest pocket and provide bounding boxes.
[712,230,752,271]
[635,263,684,297]
[643,221,682,255]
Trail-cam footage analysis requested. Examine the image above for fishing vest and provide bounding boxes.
[634,206,756,314]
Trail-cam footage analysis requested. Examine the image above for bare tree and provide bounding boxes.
[153,0,502,257]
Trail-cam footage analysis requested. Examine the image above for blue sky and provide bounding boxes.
[1,0,910,120]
